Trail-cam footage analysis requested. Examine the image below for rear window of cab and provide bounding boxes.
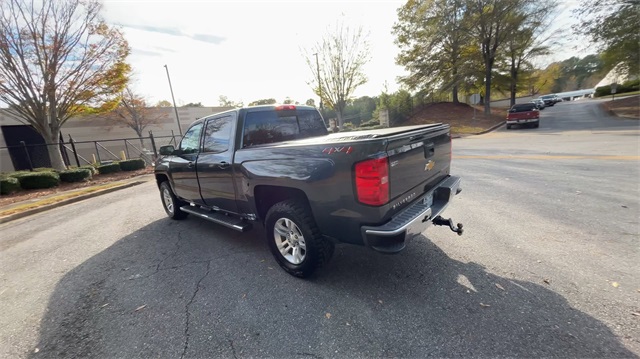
[510,104,537,112]
[242,109,327,148]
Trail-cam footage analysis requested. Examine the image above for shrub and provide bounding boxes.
[119,158,146,171]
[15,171,60,189]
[80,165,98,175]
[340,122,355,132]
[0,176,21,195]
[595,79,640,97]
[8,170,32,178]
[33,167,55,172]
[359,119,380,128]
[59,168,92,183]
[96,163,121,174]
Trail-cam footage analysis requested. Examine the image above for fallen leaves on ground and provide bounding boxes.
[135,305,146,312]
[543,279,551,285]
[495,283,505,291]
[325,313,331,319]
[612,282,620,288]
[480,303,491,308]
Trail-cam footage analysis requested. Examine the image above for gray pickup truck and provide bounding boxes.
[154,104,463,277]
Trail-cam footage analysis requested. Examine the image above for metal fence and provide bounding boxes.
[0,131,180,172]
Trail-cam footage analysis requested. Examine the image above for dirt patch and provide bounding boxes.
[404,102,506,134]
[602,96,640,119]
[0,167,153,207]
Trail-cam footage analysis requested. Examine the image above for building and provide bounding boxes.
[0,106,232,172]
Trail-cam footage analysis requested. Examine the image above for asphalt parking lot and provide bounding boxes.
[1,99,638,358]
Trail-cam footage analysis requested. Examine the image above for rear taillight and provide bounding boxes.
[275,105,296,110]
[355,157,389,206]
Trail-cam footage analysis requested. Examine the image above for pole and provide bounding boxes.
[314,53,323,110]
[20,141,34,171]
[149,130,158,158]
[164,64,183,136]
[68,135,80,167]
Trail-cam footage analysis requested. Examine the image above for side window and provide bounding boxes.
[203,116,234,153]
[179,123,204,154]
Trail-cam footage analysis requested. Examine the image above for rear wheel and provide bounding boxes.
[265,200,334,278]
[533,122,540,128]
[506,124,512,129]
[160,181,188,220]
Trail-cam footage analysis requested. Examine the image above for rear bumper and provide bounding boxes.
[361,175,461,253]
[506,118,539,124]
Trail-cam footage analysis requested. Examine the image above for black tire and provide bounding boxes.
[265,200,334,278]
[159,181,188,220]
[506,124,512,129]
[534,122,539,128]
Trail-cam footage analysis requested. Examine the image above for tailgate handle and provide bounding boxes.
[409,134,425,142]
[425,147,435,158]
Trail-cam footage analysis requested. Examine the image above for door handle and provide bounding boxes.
[187,162,195,168]
[218,161,230,169]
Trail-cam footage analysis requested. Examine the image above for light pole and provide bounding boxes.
[164,64,183,136]
[314,53,323,110]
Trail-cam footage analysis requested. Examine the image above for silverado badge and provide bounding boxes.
[424,160,435,171]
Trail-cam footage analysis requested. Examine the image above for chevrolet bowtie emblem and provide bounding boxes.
[425,160,435,171]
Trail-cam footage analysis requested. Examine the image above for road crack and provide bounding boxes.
[180,260,211,359]
[229,340,238,359]
[156,231,184,272]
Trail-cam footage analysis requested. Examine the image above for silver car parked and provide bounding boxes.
[531,98,545,110]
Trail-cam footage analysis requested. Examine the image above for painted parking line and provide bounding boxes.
[454,155,640,160]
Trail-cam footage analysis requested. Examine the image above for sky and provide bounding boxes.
[102,0,408,107]
[102,0,588,107]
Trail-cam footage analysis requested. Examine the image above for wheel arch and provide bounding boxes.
[254,185,311,223]
[155,173,169,188]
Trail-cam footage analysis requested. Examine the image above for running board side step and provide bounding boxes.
[180,206,252,232]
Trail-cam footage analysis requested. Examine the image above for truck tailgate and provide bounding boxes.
[385,125,451,203]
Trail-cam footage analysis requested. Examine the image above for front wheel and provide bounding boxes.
[265,200,334,278]
[160,181,188,220]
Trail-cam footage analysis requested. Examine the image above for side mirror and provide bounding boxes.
[159,145,175,156]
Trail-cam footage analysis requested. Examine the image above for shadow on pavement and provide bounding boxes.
[30,218,636,358]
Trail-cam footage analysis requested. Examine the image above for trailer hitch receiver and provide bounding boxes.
[433,216,464,236]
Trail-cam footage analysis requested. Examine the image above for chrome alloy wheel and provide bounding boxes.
[162,187,174,214]
[273,218,306,265]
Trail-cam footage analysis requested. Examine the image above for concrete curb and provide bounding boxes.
[475,121,506,135]
[452,121,505,139]
[0,180,146,224]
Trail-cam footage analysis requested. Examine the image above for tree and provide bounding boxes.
[156,100,172,107]
[218,95,242,108]
[466,0,527,115]
[501,0,557,106]
[394,0,471,103]
[103,86,166,148]
[305,21,370,127]
[182,102,203,107]
[574,0,640,77]
[305,98,315,107]
[0,0,130,170]
[248,98,276,106]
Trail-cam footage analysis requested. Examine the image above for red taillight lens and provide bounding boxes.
[355,157,389,206]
